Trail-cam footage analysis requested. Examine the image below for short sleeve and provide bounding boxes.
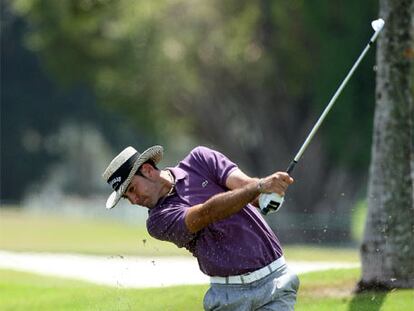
[190,146,238,186]
[146,204,196,248]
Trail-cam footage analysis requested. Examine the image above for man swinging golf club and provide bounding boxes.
[103,145,298,310]
[103,18,384,311]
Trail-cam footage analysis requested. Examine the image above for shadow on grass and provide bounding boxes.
[348,291,387,311]
[348,281,390,311]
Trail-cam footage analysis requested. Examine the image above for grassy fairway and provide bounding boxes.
[1,268,412,311]
[0,269,208,311]
[0,208,187,256]
[0,208,358,261]
[283,245,358,262]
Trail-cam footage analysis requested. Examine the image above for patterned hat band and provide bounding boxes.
[107,153,139,191]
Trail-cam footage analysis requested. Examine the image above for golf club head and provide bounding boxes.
[371,18,385,32]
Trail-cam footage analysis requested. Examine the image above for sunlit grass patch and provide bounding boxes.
[0,208,187,256]
[0,269,207,311]
[1,268,412,311]
[283,245,358,263]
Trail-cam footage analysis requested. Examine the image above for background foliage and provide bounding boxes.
[2,0,378,242]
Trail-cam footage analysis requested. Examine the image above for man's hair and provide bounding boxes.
[135,159,159,177]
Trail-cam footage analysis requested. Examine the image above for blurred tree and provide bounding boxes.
[10,0,166,135]
[9,0,379,242]
[0,1,144,202]
[358,0,414,290]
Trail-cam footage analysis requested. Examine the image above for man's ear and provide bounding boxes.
[140,163,154,177]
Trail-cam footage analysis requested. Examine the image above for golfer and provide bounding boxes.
[103,145,299,310]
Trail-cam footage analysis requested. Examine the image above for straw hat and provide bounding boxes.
[102,145,163,209]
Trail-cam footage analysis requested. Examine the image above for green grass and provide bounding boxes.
[0,269,208,310]
[1,268,412,311]
[283,245,358,262]
[351,199,368,242]
[296,269,414,311]
[0,208,358,261]
[0,209,187,256]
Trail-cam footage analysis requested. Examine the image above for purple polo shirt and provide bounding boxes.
[146,146,283,277]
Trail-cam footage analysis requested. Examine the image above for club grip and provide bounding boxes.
[286,160,298,175]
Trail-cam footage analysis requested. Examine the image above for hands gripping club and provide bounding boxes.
[258,161,296,215]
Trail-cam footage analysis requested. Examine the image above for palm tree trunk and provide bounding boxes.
[358,0,414,291]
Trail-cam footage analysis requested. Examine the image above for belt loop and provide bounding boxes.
[241,275,245,284]
[226,277,229,284]
[268,265,272,273]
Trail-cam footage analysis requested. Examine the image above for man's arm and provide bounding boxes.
[184,179,260,233]
[225,168,257,190]
[184,170,293,233]
[225,169,261,206]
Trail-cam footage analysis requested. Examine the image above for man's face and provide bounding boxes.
[123,166,160,208]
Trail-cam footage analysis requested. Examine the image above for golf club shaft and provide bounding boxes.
[286,28,382,175]
[259,19,384,215]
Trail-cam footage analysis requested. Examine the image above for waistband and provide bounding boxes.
[210,256,286,285]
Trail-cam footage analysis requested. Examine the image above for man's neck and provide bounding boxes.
[159,169,175,198]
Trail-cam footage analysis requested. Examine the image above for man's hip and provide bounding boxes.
[204,262,299,311]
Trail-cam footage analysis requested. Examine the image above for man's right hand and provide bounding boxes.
[258,172,294,197]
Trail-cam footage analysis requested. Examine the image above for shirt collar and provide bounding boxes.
[168,167,187,182]
[150,167,186,213]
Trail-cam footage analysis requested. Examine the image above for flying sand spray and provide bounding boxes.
[259,18,385,215]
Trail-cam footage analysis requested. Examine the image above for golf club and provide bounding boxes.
[259,18,385,215]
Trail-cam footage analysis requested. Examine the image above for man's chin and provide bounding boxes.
[138,200,154,209]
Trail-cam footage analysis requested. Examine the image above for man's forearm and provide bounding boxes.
[201,181,260,223]
[185,178,262,233]
[186,171,293,233]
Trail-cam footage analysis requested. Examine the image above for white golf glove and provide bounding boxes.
[259,193,284,215]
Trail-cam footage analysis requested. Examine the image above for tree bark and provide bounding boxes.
[358,0,414,290]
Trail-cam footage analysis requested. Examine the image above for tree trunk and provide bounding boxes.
[358,0,414,290]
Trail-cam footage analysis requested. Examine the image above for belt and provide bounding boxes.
[210,256,286,285]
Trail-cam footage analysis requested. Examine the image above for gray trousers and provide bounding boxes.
[203,265,299,311]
